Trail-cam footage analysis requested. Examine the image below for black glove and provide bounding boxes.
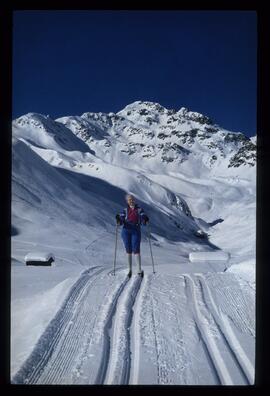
[116,214,121,225]
[143,215,149,225]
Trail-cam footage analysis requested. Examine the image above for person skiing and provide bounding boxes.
[115,194,149,277]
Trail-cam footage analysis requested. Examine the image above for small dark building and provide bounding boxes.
[194,229,208,239]
[25,252,55,266]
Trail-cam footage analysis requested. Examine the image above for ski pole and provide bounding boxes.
[113,224,119,276]
[147,223,156,274]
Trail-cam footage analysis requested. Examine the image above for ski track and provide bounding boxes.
[197,274,254,384]
[104,275,143,384]
[184,273,252,385]
[184,274,232,385]
[12,267,254,385]
[12,266,108,384]
[89,275,132,384]
[45,268,130,385]
[130,273,149,385]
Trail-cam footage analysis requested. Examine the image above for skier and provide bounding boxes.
[116,194,149,278]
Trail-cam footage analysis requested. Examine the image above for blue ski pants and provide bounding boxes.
[121,224,141,254]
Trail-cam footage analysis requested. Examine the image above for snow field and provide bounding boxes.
[11,102,256,384]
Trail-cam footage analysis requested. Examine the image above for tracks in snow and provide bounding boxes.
[12,265,144,385]
[184,274,254,385]
[12,266,105,384]
[103,275,143,384]
[12,266,254,385]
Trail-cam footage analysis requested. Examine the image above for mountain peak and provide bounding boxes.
[117,100,169,115]
[117,101,214,126]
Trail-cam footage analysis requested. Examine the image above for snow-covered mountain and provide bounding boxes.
[55,100,256,171]
[12,100,256,245]
[14,101,256,174]
[11,101,256,384]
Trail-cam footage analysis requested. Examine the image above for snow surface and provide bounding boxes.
[189,251,229,262]
[11,101,256,384]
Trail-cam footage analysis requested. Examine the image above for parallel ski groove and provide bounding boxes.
[42,290,90,384]
[130,274,149,384]
[71,275,122,384]
[185,273,252,385]
[12,266,104,384]
[197,274,254,384]
[93,275,131,384]
[104,275,143,385]
[150,292,163,384]
[34,267,106,384]
[39,282,91,383]
[184,274,232,385]
[39,268,122,384]
[19,270,96,383]
[44,267,109,384]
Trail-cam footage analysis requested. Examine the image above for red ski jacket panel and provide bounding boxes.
[118,204,148,226]
[127,206,140,224]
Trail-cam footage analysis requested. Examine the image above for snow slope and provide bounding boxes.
[11,101,256,384]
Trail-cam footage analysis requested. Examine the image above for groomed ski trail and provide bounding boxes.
[104,274,143,384]
[12,266,124,384]
[129,273,149,385]
[85,274,131,384]
[184,274,253,385]
[196,274,254,384]
[12,267,254,385]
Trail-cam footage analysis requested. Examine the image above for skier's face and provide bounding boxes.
[127,196,135,206]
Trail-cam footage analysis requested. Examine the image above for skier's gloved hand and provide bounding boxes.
[143,215,149,225]
[116,214,121,225]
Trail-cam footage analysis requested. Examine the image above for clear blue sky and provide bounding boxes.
[13,10,257,136]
